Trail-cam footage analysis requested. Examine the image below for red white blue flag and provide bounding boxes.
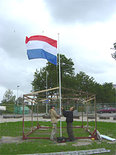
[25,35,57,65]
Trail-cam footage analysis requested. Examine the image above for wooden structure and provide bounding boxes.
[22,87,98,140]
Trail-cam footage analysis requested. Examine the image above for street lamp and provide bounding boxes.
[111,48,116,106]
[17,85,20,105]
[46,71,48,114]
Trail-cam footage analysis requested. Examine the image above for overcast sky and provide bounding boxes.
[0,0,116,102]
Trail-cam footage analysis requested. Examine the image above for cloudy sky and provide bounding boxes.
[0,0,116,102]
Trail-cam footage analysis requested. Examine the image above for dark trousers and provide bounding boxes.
[67,122,74,141]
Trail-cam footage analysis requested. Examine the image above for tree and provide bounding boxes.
[32,54,75,91]
[1,89,16,114]
[16,97,23,105]
[113,42,116,50]
[32,54,116,104]
[111,43,116,60]
[1,89,16,105]
[101,83,115,103]
[75,71,96,92]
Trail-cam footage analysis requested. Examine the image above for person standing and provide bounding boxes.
[49,105,60,142]
[62,106,75,141]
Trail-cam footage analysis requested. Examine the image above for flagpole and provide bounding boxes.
[42,31,48,114]
[58,33,62,137]
[46,68,48,114]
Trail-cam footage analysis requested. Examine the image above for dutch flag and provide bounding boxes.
[25,35,57,65]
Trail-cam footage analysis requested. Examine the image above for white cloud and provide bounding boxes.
[44,0,116,23]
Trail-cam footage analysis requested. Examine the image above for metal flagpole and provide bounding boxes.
[58,33,62,137]
[42,30,48,114]
[46,69,48,114]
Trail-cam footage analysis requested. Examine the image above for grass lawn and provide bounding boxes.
[0,121,116,154]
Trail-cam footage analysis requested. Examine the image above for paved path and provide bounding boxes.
[0,115,116,123]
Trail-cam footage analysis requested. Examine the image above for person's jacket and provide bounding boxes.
[49,109,59,124]
[62,109,73,123]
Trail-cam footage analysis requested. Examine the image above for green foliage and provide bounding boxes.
[32,54,116,104]
[75,71,96,91]
[95,83,116,103]
[16,97,23,105]
[1,89,16,114]
[32,54,75,91]
[1,89,16,105]
[3,104,14,114]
